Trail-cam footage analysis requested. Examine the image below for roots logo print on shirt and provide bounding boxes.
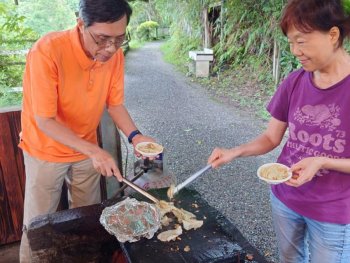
[287,103,347,166]
[293,104,341,131]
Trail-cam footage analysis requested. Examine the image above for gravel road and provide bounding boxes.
[123,41,282,262]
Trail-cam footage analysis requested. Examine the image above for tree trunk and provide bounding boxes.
[14,0,18,5]
[272,39,281,85]
[202,8,211,48]
[220,0,225,48]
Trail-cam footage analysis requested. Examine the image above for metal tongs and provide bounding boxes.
[171,164,212,197]
[122,178,160,204]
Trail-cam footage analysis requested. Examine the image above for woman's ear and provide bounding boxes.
[329,26,340,44]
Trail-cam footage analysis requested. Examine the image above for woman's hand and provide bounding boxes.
[208,147,240,168]
[286,157,326,187]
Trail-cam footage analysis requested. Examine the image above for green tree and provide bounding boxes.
[65,0,79,13]
[136,20,159,40]
[153,0,206,57]
[0,1,37,107]
[17,0,77,36]
[145,0,298,81]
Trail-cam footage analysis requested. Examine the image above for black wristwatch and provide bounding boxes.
[128,129,142,144]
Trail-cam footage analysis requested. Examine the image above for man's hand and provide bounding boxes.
[89,147,122,181]
[34,115,123,181]
[285,157,325,187]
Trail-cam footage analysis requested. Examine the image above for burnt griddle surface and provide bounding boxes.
[121,188,267,263]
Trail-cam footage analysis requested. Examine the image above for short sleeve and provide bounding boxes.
[27,44,58,118]
[267,78,290,122]
[267,69,305,123]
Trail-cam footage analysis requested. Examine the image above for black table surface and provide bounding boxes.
[27,188,268,263]
[120,188,268,263]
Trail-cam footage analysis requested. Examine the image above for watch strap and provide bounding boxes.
[128,130,142,143]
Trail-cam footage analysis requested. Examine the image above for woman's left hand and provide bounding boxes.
[285,157,325,187]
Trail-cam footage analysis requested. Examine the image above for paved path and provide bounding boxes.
[124,41,281,262]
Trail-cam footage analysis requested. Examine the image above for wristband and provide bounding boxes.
[128,130,142,143]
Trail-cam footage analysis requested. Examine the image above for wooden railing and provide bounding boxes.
[0,106,24,244]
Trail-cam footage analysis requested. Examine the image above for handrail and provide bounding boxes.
[0,105,22,113]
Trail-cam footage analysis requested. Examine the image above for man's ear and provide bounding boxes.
[77,18,84,32]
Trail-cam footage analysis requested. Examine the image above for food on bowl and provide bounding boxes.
[136,142,163,156]
[259,164,290,180]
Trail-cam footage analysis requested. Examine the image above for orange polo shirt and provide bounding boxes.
[19,25,124,162]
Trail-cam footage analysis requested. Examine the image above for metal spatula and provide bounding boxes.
[171,164,212,197]
[122,178,160,204]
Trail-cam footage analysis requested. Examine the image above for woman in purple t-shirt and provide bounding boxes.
[208,0,350,262]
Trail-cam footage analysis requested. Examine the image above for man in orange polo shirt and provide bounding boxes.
[19,0,156,261]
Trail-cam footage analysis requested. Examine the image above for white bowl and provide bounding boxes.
[257,163,292,184]
[135,142,163,158]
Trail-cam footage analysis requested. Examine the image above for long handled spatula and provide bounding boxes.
[168,164,212,198]
[122,178,160,204]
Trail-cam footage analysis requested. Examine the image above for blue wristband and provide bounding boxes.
[128,130,142,143]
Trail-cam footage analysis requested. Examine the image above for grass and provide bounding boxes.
[159,41,276,121]
[160,41,189,70]
[129,39,146,50]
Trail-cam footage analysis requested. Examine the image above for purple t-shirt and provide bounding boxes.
[267,68,350,224]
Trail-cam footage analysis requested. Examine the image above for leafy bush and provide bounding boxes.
[0,2,37,107]
[136,21,159,41]
[17,0,76,36]
[0,60,25,107]
[161,32,200,69]
[154,0,298,81]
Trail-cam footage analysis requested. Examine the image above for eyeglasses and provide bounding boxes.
[86,28,125,49]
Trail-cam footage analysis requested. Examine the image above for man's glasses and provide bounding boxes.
[86,28,125,49]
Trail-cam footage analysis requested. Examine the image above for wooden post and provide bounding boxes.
[272,39,281,85]
[276,45,281,85]
[220,0,225,48]
[203,7,211,48]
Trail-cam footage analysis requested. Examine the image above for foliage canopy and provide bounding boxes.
[4,0,344,113]
[136,20,159,41]
[0,1,38,107]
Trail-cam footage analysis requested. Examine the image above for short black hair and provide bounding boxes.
[280,0,350,47]
[79,0,132,27]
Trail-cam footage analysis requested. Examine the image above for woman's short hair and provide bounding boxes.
[280,0,350,46]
